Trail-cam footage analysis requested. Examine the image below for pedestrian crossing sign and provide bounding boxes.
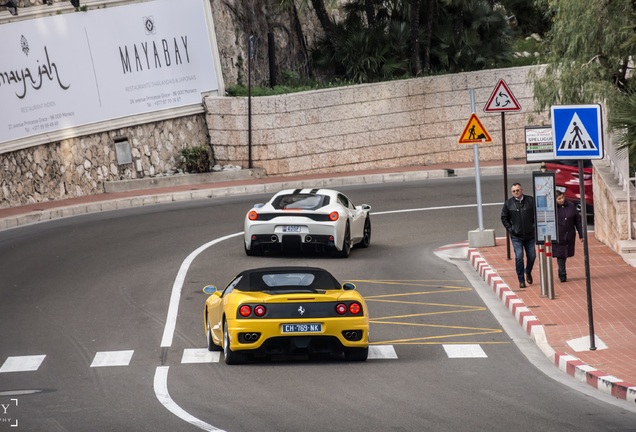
[551,104,604,159]
[458,113,492,144]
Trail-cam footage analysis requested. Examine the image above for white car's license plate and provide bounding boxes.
[281,323,322,333]
[282,226,302,232]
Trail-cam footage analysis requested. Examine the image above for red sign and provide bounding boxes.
[484,79,521,112]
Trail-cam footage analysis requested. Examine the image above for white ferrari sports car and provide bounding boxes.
[243,188,371,257]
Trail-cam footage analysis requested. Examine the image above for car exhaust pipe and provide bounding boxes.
[344,331,358,340]
[242,332,260,342]
[305,235,312,243]
[271,235,278,242]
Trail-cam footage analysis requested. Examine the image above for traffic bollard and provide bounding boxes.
[545,235,555,300]
[538,242,547,297]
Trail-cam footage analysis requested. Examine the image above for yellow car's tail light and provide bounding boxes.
[239,305,252,317]
[349,302,362,315]
[254,305,266,317]
[336,303,347,315]
[248,210,258,221]
[329,211,339,221]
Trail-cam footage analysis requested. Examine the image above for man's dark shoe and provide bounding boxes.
[519,281,527,288]
[559,275,567,282]
[525,273,533,285]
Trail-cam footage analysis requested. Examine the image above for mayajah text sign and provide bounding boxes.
[0,0,219,147]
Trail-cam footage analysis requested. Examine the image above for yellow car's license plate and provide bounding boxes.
[281,323,322,333]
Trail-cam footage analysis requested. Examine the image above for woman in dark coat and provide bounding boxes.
[553,190,583,282]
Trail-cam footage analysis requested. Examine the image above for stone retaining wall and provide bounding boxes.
[204,65,548,176]
[593,160,636,253]
[0,115,209,207]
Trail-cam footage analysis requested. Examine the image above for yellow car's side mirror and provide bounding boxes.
[203,285,218,295]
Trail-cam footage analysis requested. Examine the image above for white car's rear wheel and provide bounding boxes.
[244,241,262,256]
[333,223,351,258]
[358,217,371,248]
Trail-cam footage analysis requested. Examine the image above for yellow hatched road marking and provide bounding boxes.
[349,279,506,346]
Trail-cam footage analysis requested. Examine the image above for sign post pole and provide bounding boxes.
[551,104,604,351]
[579,159,596,350]
[501,112,510,260]
[458,92,494,248]
[484,79,522,260]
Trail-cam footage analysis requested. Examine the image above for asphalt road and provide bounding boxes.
[1,174,635,432]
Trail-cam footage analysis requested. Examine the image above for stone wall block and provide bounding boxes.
[1,67,552,209]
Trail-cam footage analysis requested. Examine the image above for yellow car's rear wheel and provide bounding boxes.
[223,318,246,365]
[206,318,221,352]
[344,347,368,361]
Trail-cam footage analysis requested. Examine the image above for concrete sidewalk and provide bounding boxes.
[1,160,634,405]
[464,239,636,403]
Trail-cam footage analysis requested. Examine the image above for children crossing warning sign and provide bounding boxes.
[458,113,492,144]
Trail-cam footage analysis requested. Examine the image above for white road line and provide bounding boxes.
[181,349,220,364]
[443,344,487,358]
[154,366,226,432]
[90,350,134,367]
[372,202,500,216]
[160,232,243,348]
[368,345,398,359]
[0,355,46,373]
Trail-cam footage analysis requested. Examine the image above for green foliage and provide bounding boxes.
[608,89,636,174]
[498,0,551,36]
[179,146,211,174]
[225,70,354,96]
[311,2,411,83]
[530,0,636,163]
[531,0,633,112]
[505,36,542,68]
[310,0,516,82]
[428,1,515,73]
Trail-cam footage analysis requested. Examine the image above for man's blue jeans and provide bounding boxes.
[510,236,536,282]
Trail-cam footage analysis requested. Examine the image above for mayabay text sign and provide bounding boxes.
[551,104,604,160]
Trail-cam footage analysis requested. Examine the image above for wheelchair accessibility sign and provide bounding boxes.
[551,104,604,159]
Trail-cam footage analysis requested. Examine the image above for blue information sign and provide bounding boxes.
[551,104,604,160]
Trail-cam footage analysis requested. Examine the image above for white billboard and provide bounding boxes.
[0,0,220,151]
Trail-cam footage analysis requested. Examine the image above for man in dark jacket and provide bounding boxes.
[553,190,583,282]
[501,182,536,288]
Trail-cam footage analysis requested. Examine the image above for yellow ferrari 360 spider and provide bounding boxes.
[203,266,369,364]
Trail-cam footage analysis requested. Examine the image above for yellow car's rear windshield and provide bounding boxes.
[236,268,341,292]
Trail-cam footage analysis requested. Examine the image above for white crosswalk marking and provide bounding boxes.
[181,349,220,364]
[368,345,398,359]
[1,344,492,370]
[0,355,46,373]
[443,344,487,358]
[90,350,134,367]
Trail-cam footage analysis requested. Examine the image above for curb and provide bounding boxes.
[0,169,447,232]
[466,247,636,403]
[0,163,543,232]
